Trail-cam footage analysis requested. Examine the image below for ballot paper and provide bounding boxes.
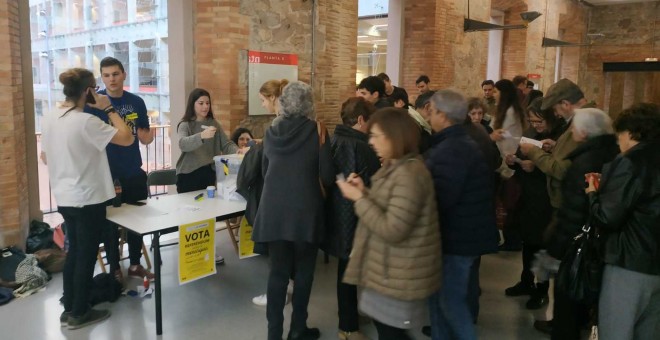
[520,136,544,148]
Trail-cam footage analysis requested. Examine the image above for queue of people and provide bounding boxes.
[42,65,659,340]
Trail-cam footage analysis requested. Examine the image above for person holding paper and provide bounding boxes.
[490,79,526,155]
[337,108,441,340]
[503,97,566,310]
[519,79,595,337]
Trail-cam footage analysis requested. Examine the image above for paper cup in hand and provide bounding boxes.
[206,186,216,198]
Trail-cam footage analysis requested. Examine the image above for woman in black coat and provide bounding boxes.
[252,81,335,340]
[323,97,380,339]
[585,103,660,340]
[503,97,566,309]
[548,108,620,340]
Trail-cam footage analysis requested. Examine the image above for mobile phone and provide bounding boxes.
[336,173,346,182]
[126,201,146,206]
[86,89,96,104]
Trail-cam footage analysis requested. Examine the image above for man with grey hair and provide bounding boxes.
[518,79,596,337]
[252,81,335,340]
[425,90,499,339]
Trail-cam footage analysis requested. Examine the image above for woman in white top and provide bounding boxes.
[490,79,527,156]
[42,68,134,330]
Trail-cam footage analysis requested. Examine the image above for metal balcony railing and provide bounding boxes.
[37,125,172,214]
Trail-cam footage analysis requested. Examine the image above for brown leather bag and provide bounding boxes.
[317,120,327,198]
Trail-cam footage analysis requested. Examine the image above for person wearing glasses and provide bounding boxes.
[503,97,566,309]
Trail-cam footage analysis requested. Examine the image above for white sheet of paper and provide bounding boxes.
[520,136,544,148]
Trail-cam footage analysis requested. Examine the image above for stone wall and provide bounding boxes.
[192,0,357,138]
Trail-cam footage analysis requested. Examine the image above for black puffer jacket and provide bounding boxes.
[547,134,619,258]
[589,141,660,275]
[322,125,381,259]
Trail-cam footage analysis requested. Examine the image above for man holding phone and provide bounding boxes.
[86,57,155,282]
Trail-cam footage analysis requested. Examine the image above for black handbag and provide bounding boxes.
[556,221,604,304]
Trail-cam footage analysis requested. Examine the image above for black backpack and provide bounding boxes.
[89,273,123,305]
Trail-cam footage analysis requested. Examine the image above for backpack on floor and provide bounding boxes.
[89,273,122,305]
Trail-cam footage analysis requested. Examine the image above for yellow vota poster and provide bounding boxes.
[179,219,216,285]
[238,217,259,259]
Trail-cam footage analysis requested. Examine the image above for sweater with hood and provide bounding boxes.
[252,115,335,244]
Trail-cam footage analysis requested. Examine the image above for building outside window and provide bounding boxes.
[29,0,171,213]
[357,0,388,84]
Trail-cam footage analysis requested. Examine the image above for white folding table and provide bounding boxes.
[106,190,246,335]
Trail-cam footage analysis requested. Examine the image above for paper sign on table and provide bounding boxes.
[520,136,544,148]
[178,219,216,285]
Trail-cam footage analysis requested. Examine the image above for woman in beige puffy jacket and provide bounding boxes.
[337,108,442,340]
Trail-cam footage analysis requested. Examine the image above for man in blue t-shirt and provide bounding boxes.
[86,57,155,282]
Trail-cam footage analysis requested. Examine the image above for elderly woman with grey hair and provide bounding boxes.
[252,81,334,340]
[544,108,620,339]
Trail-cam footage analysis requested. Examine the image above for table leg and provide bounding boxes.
[153,231,163,335]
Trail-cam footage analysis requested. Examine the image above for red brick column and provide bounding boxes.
[0,0,31,248]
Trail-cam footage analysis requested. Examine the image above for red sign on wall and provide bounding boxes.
[527,73,542,79]
[248,51,298,66]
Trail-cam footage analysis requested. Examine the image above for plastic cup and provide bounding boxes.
[206,186,216,198]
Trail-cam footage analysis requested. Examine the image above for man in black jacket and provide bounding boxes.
[425,90,499,339]
[356,76,392,109]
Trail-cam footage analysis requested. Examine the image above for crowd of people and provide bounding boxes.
[42,64,659,340]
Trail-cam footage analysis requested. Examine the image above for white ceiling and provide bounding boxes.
[586,0,659,5]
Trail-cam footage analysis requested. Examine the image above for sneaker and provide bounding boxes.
[67,309,111,330]
[60,311,71,327]
[338,330,369,340]
[533,319,552,335]
[252,293,267,306]
[287,327,320,340]
[504,281,535,296]
[526,294,549,310]
[215,255,225,265]
[127,265,155,282]
[252,293,291,306]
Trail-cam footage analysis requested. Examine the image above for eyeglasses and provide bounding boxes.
[527,119,544,126]
[90,85,100,91]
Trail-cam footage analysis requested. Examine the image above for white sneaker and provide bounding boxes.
[251,292,291,306]
[215,255,225,265]
[252,293,267,306]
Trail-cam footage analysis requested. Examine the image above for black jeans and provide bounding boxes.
[59,202,106,317]
[104,171,148,269]
[373,320,411,340]
[267,241,318,340]
[176,164,215,194]
[521,244,549,296]
[337,257,359,332]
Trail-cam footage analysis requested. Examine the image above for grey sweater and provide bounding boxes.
[175,118,238,175]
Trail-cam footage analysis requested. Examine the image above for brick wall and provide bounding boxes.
[192,0,357,138]
[579,2,660,113]
[0,0,29,248]
[500,3,528,80]
[401,0,489,99]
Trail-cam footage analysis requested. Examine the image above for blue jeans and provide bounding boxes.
[429,255,479,340]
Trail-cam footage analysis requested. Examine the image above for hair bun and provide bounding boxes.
[279,79,289,94]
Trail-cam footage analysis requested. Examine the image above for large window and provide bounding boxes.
[357,0,388,84]
[29,0,171,213]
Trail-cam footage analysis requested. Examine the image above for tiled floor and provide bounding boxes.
[0,229,552,340]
